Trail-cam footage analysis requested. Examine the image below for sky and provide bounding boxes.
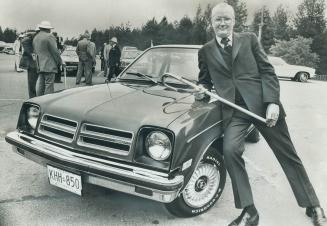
[0,0,319,39]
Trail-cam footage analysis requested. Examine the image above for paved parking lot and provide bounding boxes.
[0,53,326,226]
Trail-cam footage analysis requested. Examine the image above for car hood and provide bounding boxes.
[61,55,78,63]
[32,82,194,132]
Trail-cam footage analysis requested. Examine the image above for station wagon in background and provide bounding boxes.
[6,45,259,217]
[268,56,316,82]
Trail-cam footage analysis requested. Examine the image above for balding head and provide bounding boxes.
[211,2,235,38]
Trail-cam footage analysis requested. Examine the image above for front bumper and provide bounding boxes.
[5,131,184,203]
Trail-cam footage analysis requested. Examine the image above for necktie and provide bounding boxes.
[221,37,232,53]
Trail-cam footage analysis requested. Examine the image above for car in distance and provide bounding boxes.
[6,45,259,217]
[268,56,315,82]
[61,46,95,75]
[3,46,15,55]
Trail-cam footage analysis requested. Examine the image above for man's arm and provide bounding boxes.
[48,35,62,65]
[198,48,213,90]
[250,33,280,104]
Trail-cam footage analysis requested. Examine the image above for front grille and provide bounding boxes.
[77,123,133,156]
[38,114,78,143]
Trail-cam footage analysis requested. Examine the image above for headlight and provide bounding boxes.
[27,106,40,129]
[145,131,172,161]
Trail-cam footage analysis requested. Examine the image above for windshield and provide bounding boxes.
[120,47,200,82]
[62,50,77,57]
[268,56,286,66]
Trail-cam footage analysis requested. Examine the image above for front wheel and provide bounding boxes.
[165,147,226,217]
[296,72,309,82]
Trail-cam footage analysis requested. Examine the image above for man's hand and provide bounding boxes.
[266,103,279,127]
[194,84,206,101]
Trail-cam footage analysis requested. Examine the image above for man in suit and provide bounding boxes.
[196,3,326,226]
[75,33,95,85]
[20,29,38,98]
[107,37,121,82]
[33,21,62,96]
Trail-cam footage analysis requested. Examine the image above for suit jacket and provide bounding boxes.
[33,31,62,73]
[108,45,121,67]
[76,38,94,62]
[198,32,285,125]
[20,35,37,69]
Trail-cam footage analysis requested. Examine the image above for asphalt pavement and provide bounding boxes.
[0,53,326,226]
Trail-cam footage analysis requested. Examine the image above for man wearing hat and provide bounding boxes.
[107,37,121,81]
[75,32,95,85]
[33,21,62,96]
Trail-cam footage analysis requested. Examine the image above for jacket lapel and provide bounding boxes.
[207,39,230,71]
[232,32,241,64]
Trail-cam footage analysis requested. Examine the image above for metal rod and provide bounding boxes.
[163,73,266,123]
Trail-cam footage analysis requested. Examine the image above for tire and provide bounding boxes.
[165,147,226,217]
[245,127,260,143]
[296,72,309,82]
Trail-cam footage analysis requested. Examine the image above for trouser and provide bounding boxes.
[54,65,62,82]
[76,61,92,85]
[103,60,108,77]
[37,72,55,96]
[107,65,120,81]
[223,110,320,209]
[101,58,104,71]
[27,67,38,98]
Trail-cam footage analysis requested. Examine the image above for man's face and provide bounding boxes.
[211,7,235,38]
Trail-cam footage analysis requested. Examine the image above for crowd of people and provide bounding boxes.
[16,20,122,98]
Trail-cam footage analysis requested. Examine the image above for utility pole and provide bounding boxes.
[258,8,264,42]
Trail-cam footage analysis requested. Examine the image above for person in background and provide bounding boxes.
[88,38,96,85]
[75,32,94,85]
[103,40,111,77]
[100,42,105,71]
[19,29,39,98]
[33,21,62,96]
[13,34,24,72]
[196,2,326,226]
[52,31,64,83]
[107,37,121,82]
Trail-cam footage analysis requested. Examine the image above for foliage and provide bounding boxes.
[252,7,275,53]
[270,36,319,68]
[0,27,17,43]
[294,0,326,38]
[272,5,291,41]
[312,31,327,74]
[226,0,248,32]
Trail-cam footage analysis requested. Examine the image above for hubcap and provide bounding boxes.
[182,163,220,208]
[299,73,308,82]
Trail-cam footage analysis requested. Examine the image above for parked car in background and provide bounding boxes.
[268,56,316,82]
[120,48,142,69]
[61,46,79,74]
[6,45,259,218]
[3,46,15,55]
[61,46,95,75]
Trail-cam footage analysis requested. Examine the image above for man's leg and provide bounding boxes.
[85,61,93,85]
[255,119,320,207]
[27,68,38,98]
[37,73,45,96]
[223,112,253,209]
[103,61,108,77]
[76,61,84,84]
[43,73,55,95]
[107,66,115,81]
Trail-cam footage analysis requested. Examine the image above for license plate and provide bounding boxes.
[47,165,82,195]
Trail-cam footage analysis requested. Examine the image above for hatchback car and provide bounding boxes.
[6,45,258,217]
[268,56,315,82]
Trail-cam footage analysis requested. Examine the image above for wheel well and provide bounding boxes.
[211,137,223,155]
[295,71,310,78]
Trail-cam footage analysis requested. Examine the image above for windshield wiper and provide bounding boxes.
[125,72,158,84]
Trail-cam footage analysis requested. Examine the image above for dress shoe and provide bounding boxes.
[228,209,259,226]
[54,80,63,83]
[81,80,86,83]
[306,207,327,226]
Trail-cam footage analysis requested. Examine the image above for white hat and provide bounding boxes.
[110,37,118,43]
[38,21,53,29]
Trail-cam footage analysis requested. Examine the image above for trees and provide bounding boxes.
[272,5,291,41]
[294,0,326,38]
[227,0,248,32]
[3,28,17,43]
[252,7,275,53]
[270,36,319,68]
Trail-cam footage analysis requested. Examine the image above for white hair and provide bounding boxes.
[211,2,235,19]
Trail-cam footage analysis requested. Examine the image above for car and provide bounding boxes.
[120,48,142,69]
[268,56,316,82]
[61,46,95,75]
[5,45,259,217]
[3,46,15,55]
